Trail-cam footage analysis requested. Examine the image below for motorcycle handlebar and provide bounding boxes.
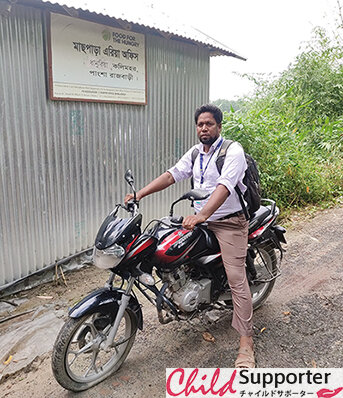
[183,222,208,232]
[126,200,139,214]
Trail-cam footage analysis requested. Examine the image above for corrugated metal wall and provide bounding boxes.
[0,4,209,288]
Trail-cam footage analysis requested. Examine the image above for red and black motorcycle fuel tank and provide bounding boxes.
[122,232,157,264]
[152,225,220,270]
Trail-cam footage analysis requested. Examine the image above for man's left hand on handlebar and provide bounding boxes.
[124,193,142,205]
[182,214,207,230]
[124,193,135,204]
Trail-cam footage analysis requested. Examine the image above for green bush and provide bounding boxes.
[221,28,343,210]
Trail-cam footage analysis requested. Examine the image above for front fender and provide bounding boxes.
[68,288,143,330]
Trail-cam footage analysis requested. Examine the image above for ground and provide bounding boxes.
[0,205,342,398]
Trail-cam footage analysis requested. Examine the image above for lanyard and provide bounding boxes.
[199,137,223,185]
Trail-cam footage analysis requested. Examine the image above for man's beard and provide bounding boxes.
[199,136,218,145]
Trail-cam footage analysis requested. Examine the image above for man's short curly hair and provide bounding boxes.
[194,104,223,125]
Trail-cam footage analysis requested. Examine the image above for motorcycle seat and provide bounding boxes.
[249,206,271,231]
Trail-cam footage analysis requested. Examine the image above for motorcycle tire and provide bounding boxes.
[51,309,137,392]
[250,243,277,310]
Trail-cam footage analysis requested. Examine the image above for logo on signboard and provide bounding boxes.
[102,29,111,41]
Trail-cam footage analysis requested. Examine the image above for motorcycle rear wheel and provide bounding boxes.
[51,309,137,392]
[250,243,277,310]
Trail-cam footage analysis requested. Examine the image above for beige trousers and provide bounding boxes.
[208,214,253,337]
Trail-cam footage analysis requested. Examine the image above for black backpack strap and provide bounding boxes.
[190,147,199,189]
[191,147,199,166]
[235,186,250,220]
[215,139,234,174]
[217,140,250,220]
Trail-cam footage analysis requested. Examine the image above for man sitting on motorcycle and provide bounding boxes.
[125,103,255,368]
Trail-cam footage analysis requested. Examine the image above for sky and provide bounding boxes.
[139,0,340,100]
[71,0,340,100]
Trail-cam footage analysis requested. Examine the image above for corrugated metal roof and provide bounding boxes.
[34,0,246,60]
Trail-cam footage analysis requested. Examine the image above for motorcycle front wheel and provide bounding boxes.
[250,243,278,310]
[51,309,137,392]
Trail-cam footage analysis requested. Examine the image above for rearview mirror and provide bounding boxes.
[124,169,134,185]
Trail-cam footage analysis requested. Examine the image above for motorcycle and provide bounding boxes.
[52,170,286,391]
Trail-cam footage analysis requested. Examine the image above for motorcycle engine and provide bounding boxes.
[161,266,212,313]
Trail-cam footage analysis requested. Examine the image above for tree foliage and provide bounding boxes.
[221,28,343,210]
[212,98,243,113]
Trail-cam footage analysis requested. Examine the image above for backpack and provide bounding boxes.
[191,139,261,219]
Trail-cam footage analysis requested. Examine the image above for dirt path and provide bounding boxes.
[1,206,343,398]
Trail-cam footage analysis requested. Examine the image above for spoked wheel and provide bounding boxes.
[52,309,137,392]
[250,243,278,310]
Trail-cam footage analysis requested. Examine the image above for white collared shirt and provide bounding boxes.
[167,136,247,221]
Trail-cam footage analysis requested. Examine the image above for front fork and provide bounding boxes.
[103,277,136,350]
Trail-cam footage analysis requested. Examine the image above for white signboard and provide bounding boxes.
[49,13,146,104]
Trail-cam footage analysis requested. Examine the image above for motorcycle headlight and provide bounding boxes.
[93,244,125,269]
